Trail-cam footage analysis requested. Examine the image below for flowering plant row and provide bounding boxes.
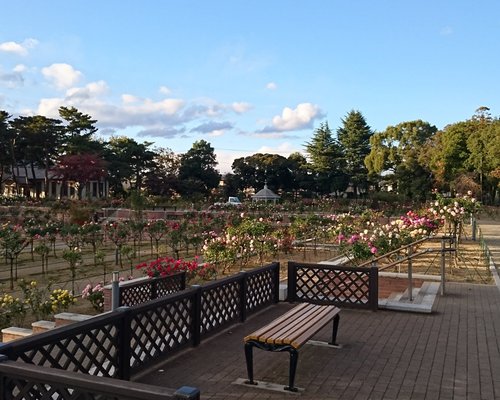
[135,256,216,281]
[0,280,76,330]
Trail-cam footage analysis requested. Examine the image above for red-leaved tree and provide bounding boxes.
[51,153,107,199]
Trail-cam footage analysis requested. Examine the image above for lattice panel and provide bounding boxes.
[295,267,370,305]
[200,281,241,335]
[120,274,185,307]
[121,285,153,307]
[129,297,192,372]
[3,379,126,400]
[15,324,120,378]
[155,274,184,298]
[246,269,275,313]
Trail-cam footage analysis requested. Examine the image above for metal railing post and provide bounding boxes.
[440,238,446,295]
[408,245,413,301]
[191,285,202,347]
[471,216,477,241]
[287,262,297,303]
[116,306,132,381]
[111,271,120,310]
[369,263,379,311]
[239,272,247,323]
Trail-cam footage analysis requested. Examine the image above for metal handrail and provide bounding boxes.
[355,235,456,301]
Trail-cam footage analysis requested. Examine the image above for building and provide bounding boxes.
[2,167,109,199]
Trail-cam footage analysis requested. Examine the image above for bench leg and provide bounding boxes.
[330,314,340,346]
[244,343,257,385]
[284,349,299,392]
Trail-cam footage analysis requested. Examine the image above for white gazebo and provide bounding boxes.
[251,184,280,203]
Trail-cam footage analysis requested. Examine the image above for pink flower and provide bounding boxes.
[370,246,378,254]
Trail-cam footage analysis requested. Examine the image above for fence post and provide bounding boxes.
[180,271,187,291]
[273,262,281,304]
[287,262,297,303]
[111,271,120,310]
[408,246,413,301]
[471,216,477,241]
[116,306,132,381]
[440,238,446,295]
[151,277,158,301]
[239,272,247,323]
[174,386,201,400]
[191,285,202,347]
[369,263,378,311]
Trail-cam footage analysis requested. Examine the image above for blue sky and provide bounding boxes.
[1,1,499,172]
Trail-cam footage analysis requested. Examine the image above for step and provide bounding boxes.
[32,320,56,333]
[379,281,440,313]
[1,327,33,342]
[54,312,94,327]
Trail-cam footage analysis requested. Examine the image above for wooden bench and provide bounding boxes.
[243,302,341,392]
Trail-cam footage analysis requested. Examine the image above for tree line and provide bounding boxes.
[0,106,498,204]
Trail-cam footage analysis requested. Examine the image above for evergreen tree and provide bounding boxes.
[178,140,220,199]
[336,110,373,196]
[304,122,345,195]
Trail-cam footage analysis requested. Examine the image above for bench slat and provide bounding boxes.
[261,304,325,345]
[244,303,310,341]
[244,303,340,349]
[270,305,331,345]
[291,307,340,348]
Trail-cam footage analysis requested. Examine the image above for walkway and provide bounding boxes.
[137,219,500,400]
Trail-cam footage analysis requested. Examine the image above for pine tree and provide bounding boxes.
[304,122,346,195]
[337,110,373,196]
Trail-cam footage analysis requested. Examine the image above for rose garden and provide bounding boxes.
[0,190,488,335]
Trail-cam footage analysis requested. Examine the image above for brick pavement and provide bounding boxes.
[136,218,500,399]
[137,281,500,400]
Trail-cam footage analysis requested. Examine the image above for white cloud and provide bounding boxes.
[42,63,83,90]
[124,98,185,116]
[191,121,233,135]
[257,142,299,156]
[209,130,225,137]
[159,86,172,95]
[13,64,27,72]
[37,97,65,117]
[66,80,108,99]
[266,82,277,90]
[0,38,38,56]
[36,85,186,130]
[232,102,252,114]
[121,94,139,104]
[260,102,323,133]
[215,149,249,174]
[0,66,24,88]
[215,142,301,174]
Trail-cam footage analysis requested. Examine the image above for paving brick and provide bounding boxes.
[135,224,500,400]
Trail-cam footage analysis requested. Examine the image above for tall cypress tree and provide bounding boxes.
[304,121,346,195]
[337,110,373,196]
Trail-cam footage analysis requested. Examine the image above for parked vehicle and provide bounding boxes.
[212,196,242,207]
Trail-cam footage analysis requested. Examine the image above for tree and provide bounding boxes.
[144,147,180,197]
[231,153,293,193]
[59,106,100,154]
[304,121,346,195]
[0,111,15,192]
[9,115,63,198]
[50,153,107,199]
[465,108,500,203]
[287,152,315,198]
[366,120,437,200]
[336,110,373,196]
[104,137,156,194]
[178,140,220,199]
